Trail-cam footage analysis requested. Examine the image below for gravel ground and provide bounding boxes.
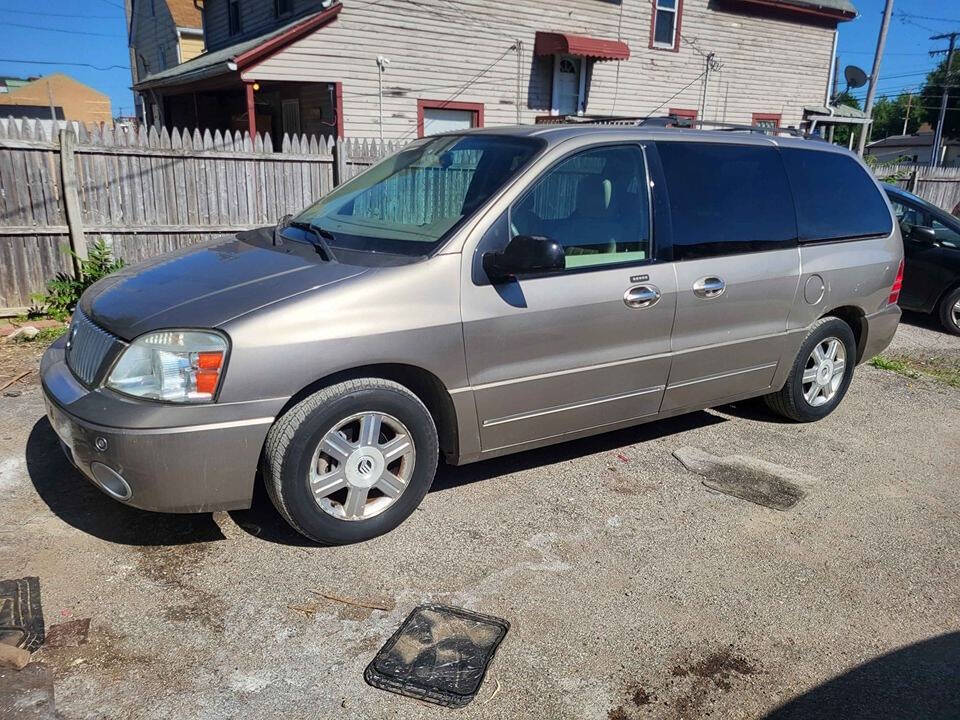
[1,315,958,720]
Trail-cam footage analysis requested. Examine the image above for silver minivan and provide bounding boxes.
[41,126,903,544]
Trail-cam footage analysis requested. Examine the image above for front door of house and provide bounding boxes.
[554,55,582,116]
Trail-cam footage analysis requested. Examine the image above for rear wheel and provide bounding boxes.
[763,317,856,422]
[263,378,439,544]
[937,286,960,336]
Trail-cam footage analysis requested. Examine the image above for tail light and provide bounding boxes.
[888,259,904,305]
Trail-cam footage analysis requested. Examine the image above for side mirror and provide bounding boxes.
[482,235,565,282]
[909,225,937,244]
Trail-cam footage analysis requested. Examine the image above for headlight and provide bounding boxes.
[107,330,228,403]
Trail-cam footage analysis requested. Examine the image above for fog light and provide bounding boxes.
[90,462,132,501]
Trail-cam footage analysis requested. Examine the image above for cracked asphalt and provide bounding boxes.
[1,314,958,719]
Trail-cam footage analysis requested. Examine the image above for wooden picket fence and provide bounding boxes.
[872,163,960,213]
[0,117,403,312]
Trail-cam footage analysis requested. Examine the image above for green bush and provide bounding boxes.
[34,240,124,321]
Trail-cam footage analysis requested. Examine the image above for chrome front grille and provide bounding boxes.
[65,310,120,386]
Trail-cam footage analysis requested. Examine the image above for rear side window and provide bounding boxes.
[655,142,797,260]
[781,148,892,242]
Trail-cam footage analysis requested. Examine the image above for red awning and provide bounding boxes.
[534,31,630,61]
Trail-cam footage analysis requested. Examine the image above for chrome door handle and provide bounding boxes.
[624,284,661,309]
[692,276,725,299]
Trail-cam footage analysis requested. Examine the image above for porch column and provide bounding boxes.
[245,80,257,139]
[334,81,344,139]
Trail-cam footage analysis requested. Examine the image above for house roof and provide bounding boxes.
[135,5,341,90]
[167,0,202,29]
[730,0,857,20]
[867,133,960,149]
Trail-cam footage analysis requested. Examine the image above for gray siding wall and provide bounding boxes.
[205,0,326,51]
[219,0,835,139]
[129,1,180,84]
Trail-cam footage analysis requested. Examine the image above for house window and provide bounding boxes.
[275,0,293,17]
[417,100,484,137]
[551,55,586,116]
[669,107,697,126]
[651,0,682,51]
[228,1,242,36]
[158,46,167,70]
[282,99,301,136]
[752,113,781,130]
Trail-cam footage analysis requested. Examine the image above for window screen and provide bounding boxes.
[655,141,797,260]
[781,148,893,242]
[510,145,651,269]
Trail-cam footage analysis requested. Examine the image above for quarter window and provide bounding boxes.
[510,145,651,270]
[781,148,893,242]
[652,0,681,50]
[655,141,797,260]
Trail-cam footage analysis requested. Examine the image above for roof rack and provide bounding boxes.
[537,114,820,140]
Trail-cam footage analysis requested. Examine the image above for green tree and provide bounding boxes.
[918,55,960,140]
[869,93,922,140]
[831,91,861,147]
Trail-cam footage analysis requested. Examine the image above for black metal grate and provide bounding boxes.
[65,310,120,386]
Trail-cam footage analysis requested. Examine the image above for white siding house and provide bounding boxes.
[135,0,856,141]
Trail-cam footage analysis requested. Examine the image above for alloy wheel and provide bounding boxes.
[308,412,416,521]
[801,337,846,407]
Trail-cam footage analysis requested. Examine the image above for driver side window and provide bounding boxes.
[510,145,651,270]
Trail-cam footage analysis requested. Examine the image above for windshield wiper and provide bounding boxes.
[287,221,338,262]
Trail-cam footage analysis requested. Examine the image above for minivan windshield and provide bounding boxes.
[293,134,544,256]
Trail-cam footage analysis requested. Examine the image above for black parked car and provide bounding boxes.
[884,184,960,334]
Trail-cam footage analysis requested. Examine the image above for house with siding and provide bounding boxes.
[133,0,856,142]
[127,0,205,121]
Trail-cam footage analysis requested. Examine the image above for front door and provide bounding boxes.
[652,141,801,411]
[461,144,677,452]
[553,55,582,116]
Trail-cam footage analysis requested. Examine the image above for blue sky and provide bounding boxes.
[0,0,955,120]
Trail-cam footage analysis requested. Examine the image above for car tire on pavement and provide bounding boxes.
[263,378,439,545]
[937,286,960,336]
[763,316,857,423]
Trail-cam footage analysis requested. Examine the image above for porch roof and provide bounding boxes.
[534,31,630,61]
[135,4,342,91]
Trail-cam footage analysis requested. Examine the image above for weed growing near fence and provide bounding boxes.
[33,240,124,321]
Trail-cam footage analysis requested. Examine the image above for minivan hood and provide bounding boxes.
[80,230,367,339]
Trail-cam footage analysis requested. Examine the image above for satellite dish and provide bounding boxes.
[845,65,869,89]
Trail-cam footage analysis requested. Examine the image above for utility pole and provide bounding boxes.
[930,32,958,168]
[858,0,894,156]
[902,91,912,135]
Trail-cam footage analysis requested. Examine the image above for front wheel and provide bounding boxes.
[263,378,439,544]
[938,286,960,336]
[763,317,857,422]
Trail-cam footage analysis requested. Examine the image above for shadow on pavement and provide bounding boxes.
[899,309,951,335]
[764,632,960,719]
[25,417,225,546]
[230,409,727,546]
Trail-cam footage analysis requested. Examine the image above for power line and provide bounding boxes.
[5,21,124,38]
[0,7,119,20]
[0,58,129,71]
[646,71,707,118]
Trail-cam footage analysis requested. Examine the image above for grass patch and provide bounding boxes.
[11,325,67,344]
[870,353,960,389]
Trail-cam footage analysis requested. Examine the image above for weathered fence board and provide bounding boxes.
[872,163,960,214]
[0,118,402,312]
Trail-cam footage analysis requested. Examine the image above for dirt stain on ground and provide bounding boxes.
[136,542,226,632]
[609,648,758,719]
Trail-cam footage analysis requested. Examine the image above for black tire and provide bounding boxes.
[763,317,857,423]
[937,286,960,336]
[263,378,439,545]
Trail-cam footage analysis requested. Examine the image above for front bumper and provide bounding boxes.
[41,337,281,513]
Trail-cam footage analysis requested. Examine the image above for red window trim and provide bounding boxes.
[649,0,683,53]
[669,107,697,121]
[416,99,484,138]
[752,112,782,128]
